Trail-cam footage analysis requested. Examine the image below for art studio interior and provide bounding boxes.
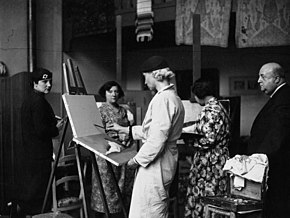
[1,0,290,217]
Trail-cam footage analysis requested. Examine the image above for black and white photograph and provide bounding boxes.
[0,0,290,218]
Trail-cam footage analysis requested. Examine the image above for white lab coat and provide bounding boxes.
[129,84,185,218]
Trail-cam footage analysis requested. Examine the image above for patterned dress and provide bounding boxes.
[184,97,231,218]
[91,103,135,213]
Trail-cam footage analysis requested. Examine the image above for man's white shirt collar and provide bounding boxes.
[270,83,286,98]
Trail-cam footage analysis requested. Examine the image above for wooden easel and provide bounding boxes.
[41,59,128,218]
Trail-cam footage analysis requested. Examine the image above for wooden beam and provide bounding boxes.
[192,13,201,84]
[27,0,36,72]
[116,15,122,85]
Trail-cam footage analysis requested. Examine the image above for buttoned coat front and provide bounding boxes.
[129,84,185,218]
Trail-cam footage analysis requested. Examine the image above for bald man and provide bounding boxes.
[247,63,290,217]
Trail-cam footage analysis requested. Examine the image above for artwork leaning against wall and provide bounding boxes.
[229,76,260,96]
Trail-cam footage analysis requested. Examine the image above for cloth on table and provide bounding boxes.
[105,141,124,155]
[223,154,268,188]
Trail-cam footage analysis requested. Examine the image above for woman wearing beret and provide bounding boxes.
[108,56,185,218]
[18,68,64,216]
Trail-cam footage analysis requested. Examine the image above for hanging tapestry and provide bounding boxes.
[136,0,154,42]
[63,0,115,38]
[236,0,290,48]
[175,0,232,47]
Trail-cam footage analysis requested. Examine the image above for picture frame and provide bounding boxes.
[229,76,259,95]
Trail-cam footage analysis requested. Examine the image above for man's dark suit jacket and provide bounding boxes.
[248,84,290,217]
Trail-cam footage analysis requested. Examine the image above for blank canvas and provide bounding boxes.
[62,94,105,138]
[62,94,137,166]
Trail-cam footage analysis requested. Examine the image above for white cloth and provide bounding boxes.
[129,84,185,218]
[232,175,245,189]
[105,141,123,155]
[182,123,197,133]
[223,153,268,186]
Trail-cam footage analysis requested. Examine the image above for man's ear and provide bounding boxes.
[274,76,281,84]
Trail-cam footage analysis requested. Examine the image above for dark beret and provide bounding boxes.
[32,68,52,81]
[140,56,169,73]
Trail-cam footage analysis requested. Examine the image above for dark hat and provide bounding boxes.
[32,68,52,81]
[140,56,169,73]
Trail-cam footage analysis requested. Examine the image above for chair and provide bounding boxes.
[204,204,262,218]
[51,154,87,218]
[204,205,236,218]
[203,180,264,218]
[32,212,73,218]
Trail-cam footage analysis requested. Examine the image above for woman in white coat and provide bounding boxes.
[108,56,185,218]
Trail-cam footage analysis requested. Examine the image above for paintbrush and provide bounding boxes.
[93,123,105,129]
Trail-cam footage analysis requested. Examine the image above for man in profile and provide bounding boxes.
[247,62,290,217]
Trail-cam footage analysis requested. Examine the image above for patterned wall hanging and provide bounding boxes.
[136,0,154,42]
[236,0,290,48]
[175,0,232,47]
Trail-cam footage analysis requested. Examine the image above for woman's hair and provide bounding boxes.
[98,81,124,99]
[191,78,215,99]
[151,68,175,81]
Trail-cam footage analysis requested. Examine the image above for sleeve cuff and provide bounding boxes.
[132,157,140,165]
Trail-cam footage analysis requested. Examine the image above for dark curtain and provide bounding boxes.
[0,72,31,214]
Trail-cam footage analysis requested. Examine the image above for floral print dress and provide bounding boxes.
[184,97,231,218]
[91,103,135,213]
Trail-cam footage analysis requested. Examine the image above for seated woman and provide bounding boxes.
[184,78,231,218]
[91,81,134,218]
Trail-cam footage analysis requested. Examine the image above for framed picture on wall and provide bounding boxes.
[229,76,259,95]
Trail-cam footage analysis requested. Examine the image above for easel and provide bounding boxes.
[41,59,128,218]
